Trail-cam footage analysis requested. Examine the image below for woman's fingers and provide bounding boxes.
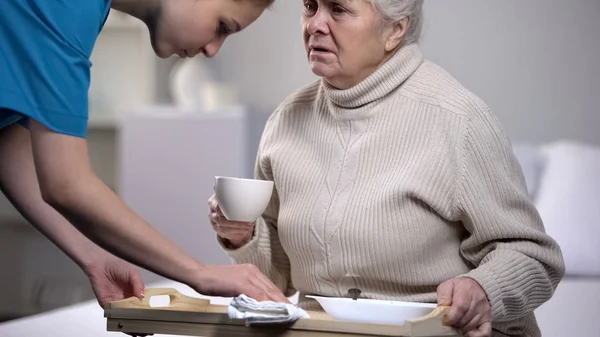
[465,321,492,337]
[208,193,254,242]
[220,228,253,237]
[455,291,478,329]
[461,312,483,334]
[208,206,245,227]
[437,278,492,337]
[214,217,253,231]
[209,211,253,237]
[208,196,226,219]
[209,211,219,225]
[440,280,471,326]
[208,194,218,211]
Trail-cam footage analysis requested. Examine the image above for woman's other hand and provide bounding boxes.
[208,194,255,248]
[436,277,492,337]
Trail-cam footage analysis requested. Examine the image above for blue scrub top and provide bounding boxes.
[0,0,112,138]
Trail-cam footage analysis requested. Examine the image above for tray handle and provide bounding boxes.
[405,305,462,336]
[106,288,211,310]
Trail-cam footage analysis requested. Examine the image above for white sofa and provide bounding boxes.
[0,139,598,336]
[512,141,600,336]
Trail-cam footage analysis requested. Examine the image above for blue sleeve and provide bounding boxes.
[0,0,111,138]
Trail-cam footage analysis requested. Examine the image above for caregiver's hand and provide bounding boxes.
[208,194,255,248]
[436,277,492,337]
[85,254,145,309]
[86,255,152,337]
[194,263,290,303]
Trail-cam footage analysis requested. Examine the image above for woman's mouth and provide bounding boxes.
[310,46,334,54]
[309,48,334,60]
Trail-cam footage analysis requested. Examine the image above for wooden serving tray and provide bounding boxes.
[104,288,462,337]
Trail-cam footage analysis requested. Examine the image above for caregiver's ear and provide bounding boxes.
[384,16,410,52]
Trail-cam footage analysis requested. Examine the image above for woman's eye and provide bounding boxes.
[303,1,317,13]
[332,5,346,14]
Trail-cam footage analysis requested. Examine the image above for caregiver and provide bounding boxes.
[0,0,288,308]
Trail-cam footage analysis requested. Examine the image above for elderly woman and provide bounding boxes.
[208,0,565,336]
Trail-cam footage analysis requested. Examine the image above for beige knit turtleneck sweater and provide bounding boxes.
[219,44,565,337]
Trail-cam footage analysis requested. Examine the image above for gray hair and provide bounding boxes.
[370,0,424,45]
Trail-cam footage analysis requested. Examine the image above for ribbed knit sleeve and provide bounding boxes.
[219,113,296,297]
[455,103,565,322]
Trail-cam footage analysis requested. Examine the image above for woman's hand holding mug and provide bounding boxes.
[208,194,255,248]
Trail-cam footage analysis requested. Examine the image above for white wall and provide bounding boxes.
[212,0,600,145]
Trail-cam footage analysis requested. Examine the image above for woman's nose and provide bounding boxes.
[306,11,330,35]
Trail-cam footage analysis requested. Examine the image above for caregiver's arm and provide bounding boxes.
[0,125,118,274]
[0,124,145,307]
[25,119,289,303]
[26,120,206,285]
[454,104,565,322]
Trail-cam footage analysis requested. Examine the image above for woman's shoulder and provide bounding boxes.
[259,79,323,136]
[404,60,491,120]
[402,60,512,145]
[275,79,323,114]
[407,60,513,147]
[263,79,323,125]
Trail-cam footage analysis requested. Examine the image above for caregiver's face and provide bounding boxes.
[147,0,265,59]
[301,0,399,89]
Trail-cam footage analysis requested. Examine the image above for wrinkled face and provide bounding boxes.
[147,0,266,58]
[301,0,405,89]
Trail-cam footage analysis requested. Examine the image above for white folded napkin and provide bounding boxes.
[228,294,310,326]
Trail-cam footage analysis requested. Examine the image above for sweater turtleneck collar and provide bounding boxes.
[323,43,424,111]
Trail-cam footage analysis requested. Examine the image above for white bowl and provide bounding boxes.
[305,295,437,325]
[214,176,274,222]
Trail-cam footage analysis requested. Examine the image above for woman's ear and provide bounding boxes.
[385,16,410,52]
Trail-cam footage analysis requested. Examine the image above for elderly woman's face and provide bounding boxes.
[301,0,404,89]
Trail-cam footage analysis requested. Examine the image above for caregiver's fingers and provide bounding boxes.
[249,268,290,303]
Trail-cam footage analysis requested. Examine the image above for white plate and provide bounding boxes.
[306,295,437,325]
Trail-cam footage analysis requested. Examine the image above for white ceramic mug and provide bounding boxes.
[214,176,274,222]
